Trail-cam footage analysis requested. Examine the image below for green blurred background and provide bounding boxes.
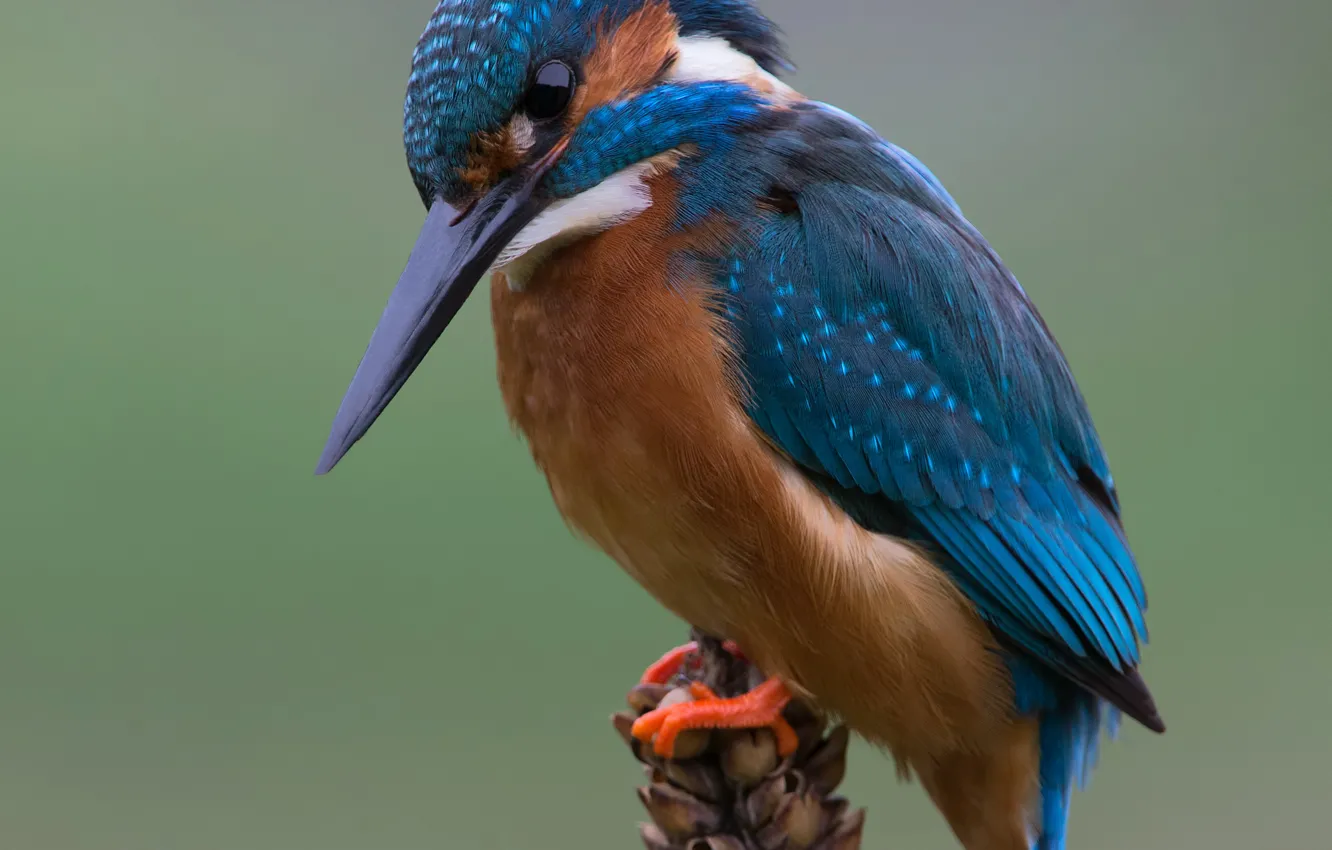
[3,0,1329,847]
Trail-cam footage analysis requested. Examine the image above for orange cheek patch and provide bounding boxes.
[459,124,524,194]
[574,1,679,123]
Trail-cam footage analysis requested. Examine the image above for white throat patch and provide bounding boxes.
[492,160,658,290]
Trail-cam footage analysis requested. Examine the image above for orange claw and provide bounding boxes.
[638,640,747,685]
[640,642,700,685]
[632,678,798,759]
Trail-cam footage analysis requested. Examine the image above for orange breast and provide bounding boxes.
[489,174,1012,766]
[489,173,761,627]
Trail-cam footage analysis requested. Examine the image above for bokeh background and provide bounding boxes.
[4,0,1330,847]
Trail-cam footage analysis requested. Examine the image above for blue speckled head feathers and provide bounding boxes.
[403,0,788,203]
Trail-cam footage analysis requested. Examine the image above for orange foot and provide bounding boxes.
[638,640,745,685]
[632,678,798,759]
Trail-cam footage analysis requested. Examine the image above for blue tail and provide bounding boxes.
[1034,693,1117,850]
[1010,657,1117,850]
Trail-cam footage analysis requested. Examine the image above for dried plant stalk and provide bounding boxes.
[613,631,866,850]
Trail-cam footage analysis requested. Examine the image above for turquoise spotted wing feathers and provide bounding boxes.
[719,103,1161,730]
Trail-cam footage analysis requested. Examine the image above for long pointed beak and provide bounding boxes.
[315,143,565,475]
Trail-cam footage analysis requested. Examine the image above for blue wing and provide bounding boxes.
[715,103,1161,730]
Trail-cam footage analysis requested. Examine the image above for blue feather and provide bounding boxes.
[663,95,1167,845]
[1035,693,1107,850]
[1002,658,1113,850]
[695,100,1159,731]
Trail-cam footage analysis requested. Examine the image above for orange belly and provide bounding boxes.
[489,176,1013,766]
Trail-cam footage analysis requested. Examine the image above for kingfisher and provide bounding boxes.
[315,1,1164,847]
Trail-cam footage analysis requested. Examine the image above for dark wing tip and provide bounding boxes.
[1104,667,1166,733]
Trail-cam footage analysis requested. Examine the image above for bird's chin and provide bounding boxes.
[488,157,667,292]
[490,248,539,292]
[491,235,576,292]
[491,262,529,292]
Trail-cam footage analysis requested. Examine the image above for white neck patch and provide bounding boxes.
[493,160,659,289]
[668,35,795,98]
[492,34,792,289]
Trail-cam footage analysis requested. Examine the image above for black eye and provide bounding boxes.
[523,60,575,121]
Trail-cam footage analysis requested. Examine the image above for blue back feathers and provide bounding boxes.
[684,100,1161,733]
[403,0,786,203]
[668,101,1165,847]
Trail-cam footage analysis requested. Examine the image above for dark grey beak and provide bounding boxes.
[315,143,565,475]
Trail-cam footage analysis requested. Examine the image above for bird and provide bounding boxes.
[314,2,1164,848]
